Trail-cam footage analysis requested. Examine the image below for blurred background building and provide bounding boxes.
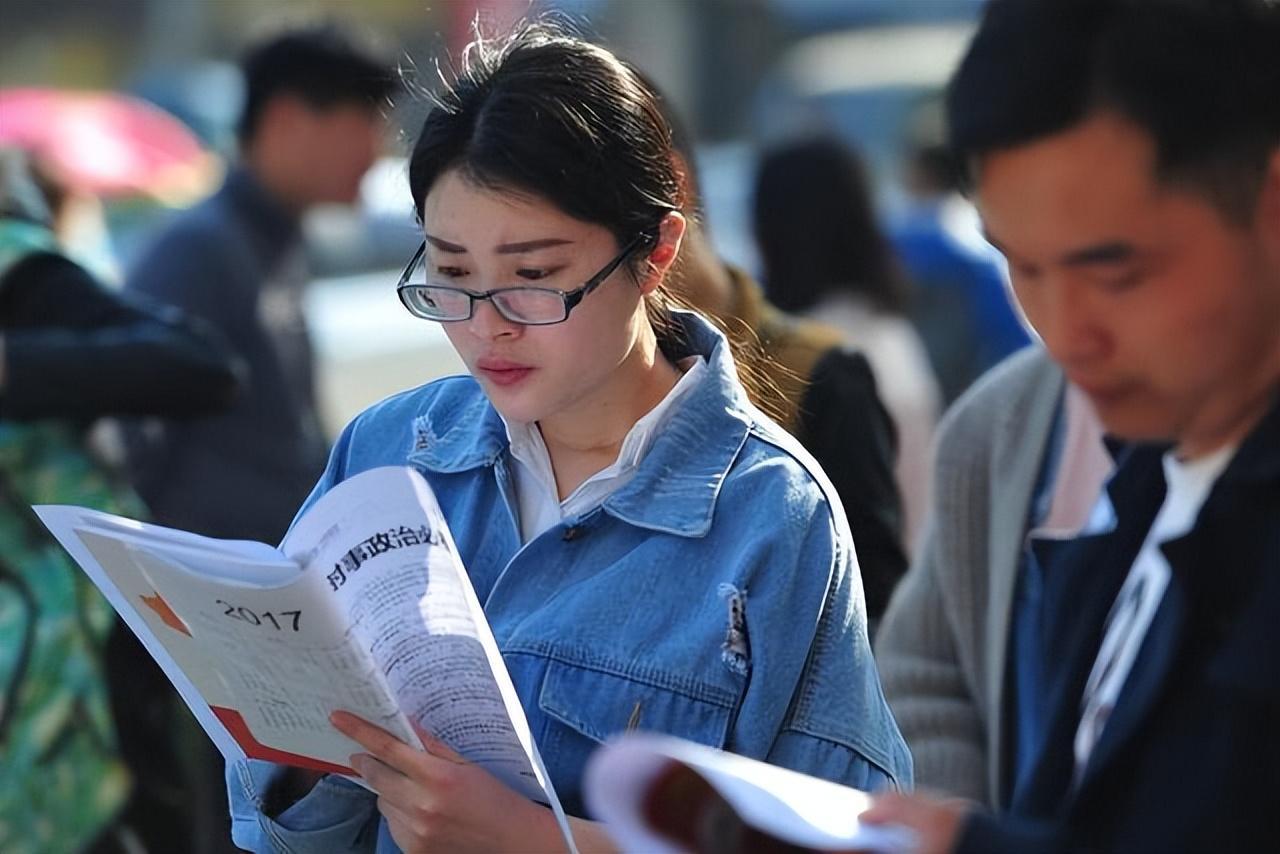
[1,0,1004,437]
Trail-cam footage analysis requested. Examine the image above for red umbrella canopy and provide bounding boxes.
[0,87,218,202]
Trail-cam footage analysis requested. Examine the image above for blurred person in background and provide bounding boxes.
[652,88,908,628]
[863,0,1280,850]
[121,23,396,546]
[23,157,122,283]
[754,136,941,557]
[118,23,396,853]
[890,103,1031,407]
[0,146,240,853]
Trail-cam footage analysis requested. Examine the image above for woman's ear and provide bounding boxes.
[638,211,687,295]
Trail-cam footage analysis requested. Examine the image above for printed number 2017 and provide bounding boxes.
[215,600,301,631]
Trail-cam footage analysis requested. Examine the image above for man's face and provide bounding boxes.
[976,112,1280,455]
[295,101,384,205]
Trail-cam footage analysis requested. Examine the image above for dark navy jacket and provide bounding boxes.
[123,168,329,545]
[960,393,1280,852]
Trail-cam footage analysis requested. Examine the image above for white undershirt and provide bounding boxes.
[503,356,706,543]
[1072,442,1237,783]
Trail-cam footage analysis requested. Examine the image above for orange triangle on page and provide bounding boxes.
[140,591,192,636]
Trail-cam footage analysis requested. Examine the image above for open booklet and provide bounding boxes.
[584,733,916,854]
[35,465,577,852]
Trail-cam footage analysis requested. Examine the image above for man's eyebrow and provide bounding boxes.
[422,235,575,255]
[981,230,1136,267]
[1060,241,1137,267]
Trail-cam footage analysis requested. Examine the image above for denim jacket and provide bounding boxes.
[227,311,911,853]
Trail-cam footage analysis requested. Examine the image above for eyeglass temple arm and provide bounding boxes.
[398,241,427,284]
[574,231,658,302]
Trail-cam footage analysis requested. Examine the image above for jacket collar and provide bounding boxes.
[408,311,755,537]
[1017,387,1280,809]
[1215,385,1280,485]
[220,166,301,260]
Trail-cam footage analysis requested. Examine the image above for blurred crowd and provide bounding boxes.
[2,0,1277,852]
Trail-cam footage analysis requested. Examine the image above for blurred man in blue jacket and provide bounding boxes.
[123,24,395,546]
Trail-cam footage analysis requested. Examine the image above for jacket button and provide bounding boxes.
[562,526,583,541]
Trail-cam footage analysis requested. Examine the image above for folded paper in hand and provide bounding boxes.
[584,733,916,853]
[35,465,575,849]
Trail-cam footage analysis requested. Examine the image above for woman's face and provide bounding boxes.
[420,168,661,426]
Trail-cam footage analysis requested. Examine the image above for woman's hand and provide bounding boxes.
[330,710,573,853]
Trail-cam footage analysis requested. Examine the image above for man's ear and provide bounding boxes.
[1260,147,1280,239]
[638,211,686,296]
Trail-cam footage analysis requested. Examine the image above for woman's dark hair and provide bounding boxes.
[752,136,909,316]
[409,23,677,264]
[407,22,704,357]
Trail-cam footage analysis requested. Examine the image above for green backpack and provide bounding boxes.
[0,220,137,853]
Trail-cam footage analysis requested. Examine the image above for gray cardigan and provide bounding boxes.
[875,347,1063,806]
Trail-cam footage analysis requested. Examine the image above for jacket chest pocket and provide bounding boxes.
[535,658,737,815]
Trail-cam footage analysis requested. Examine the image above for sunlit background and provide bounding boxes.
[1,0,986,437]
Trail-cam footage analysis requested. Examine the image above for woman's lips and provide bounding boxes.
[476,359,534,387]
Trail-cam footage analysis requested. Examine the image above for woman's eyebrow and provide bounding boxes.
[423,235,575,255]
[495,238,574,255]
[424,233,466,253]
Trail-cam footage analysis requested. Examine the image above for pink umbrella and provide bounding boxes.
[0,87,218,202]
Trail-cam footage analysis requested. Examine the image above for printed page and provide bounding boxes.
[117,543,409,774]
[584,733,916,853]
[284,466,576,850]
[34,506,252,762]
[34,505,404,774]
[39,467,578,851]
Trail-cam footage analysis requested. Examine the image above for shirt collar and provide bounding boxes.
[408,311,756,536]
[501,354,708,501]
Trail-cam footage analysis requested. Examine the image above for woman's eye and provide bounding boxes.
[516,268,551,281]
[435,267,466,279]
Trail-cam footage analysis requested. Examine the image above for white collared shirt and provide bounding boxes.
[503,356,707,543]
[1072,442,1237,783]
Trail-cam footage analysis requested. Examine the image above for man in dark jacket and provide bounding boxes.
[123,25,395,545]
[862,1,1280,851]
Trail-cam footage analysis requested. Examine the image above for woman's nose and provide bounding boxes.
[467,296,521,339]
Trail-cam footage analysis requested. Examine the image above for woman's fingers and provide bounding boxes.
[332,710,469,783]
[411,721,468,764]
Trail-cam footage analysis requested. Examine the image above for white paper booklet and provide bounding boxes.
[584,733,915,853]
[35,465,576,851]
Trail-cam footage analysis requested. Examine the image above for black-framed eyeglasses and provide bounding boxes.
[396,232,654,326]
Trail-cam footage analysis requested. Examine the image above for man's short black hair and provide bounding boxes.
[948,0,1280,221]
[237,23,397,143]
